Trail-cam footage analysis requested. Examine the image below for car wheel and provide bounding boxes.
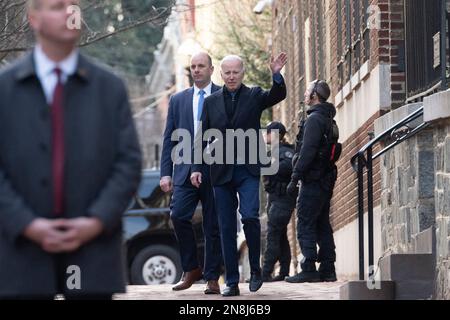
[130,245,182,285]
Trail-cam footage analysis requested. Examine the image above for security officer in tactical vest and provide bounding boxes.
[262,122,296,282]
[285,80,341,283]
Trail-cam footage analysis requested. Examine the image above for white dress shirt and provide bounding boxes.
[193,82,212,134]
[33,44,79,104]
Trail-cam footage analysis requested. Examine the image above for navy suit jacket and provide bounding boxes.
[192,77,286,186]
[161,84,221,186]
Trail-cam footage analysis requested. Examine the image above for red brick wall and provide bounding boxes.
[328,0,406,106]
[272,1,305,132]
[271,0,405,233]
[330,112,383,230]
[329,0,340,95]
[388,0,406,107]
[370,0,406,107]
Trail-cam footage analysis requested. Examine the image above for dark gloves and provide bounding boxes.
[287,179,299,198]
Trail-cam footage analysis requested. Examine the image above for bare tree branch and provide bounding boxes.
[79,6,171,47]
[0,0,173,55]
[212,0,272,88]
[3,0,26,12]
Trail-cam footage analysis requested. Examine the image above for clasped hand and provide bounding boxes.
[23,217,104,254]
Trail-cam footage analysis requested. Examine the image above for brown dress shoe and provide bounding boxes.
[204,280,220,295]
[172,268,203,291]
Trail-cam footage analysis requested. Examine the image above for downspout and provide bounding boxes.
[441,0,448,90]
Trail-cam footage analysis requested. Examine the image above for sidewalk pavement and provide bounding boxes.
[114,281,345,300]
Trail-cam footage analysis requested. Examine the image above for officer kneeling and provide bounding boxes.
[285,80,341,283]
[262,122,296,282]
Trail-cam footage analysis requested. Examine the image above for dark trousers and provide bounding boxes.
[296,180,336,265]
[213,166,261,286]
[170,169,222,281]
[0,257,114,300]
[263,200,293,277]
[55,255,113,300]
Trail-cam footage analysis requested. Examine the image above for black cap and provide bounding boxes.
[266,121,286,137]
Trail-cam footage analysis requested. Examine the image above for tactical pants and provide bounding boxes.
[262,199,293,277]
[296,178,336,266]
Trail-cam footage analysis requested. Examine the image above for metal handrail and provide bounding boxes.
[351,107,428,170]
[350,106,429,280]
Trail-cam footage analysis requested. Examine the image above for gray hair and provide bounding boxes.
[220,55,245,72]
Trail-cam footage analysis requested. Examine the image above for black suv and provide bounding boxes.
[123,169,204,285]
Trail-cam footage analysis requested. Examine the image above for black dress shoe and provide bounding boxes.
[222,285,240,297]
[249,273,263,292]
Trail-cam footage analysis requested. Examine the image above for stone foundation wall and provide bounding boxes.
[427,89,450,299]
[376,89,450,299]
[375,104,436,254]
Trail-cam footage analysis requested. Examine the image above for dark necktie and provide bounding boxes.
[52,68,65,216]
[230,91,237,117]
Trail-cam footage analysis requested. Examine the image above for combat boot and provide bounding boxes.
[271,274,288,282]
[319,262,337,282]
[285,261,320,283]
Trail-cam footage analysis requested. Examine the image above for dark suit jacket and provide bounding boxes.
[161,84,221,186]
[193,77,286,186]
[0,52,142,296]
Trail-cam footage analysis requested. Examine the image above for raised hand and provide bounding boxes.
[270,52,288,74]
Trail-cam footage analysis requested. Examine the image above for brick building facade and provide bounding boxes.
[270,0,449,281]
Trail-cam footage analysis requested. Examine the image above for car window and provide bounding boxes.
[136,176,171,209]
[140,186,171,208]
